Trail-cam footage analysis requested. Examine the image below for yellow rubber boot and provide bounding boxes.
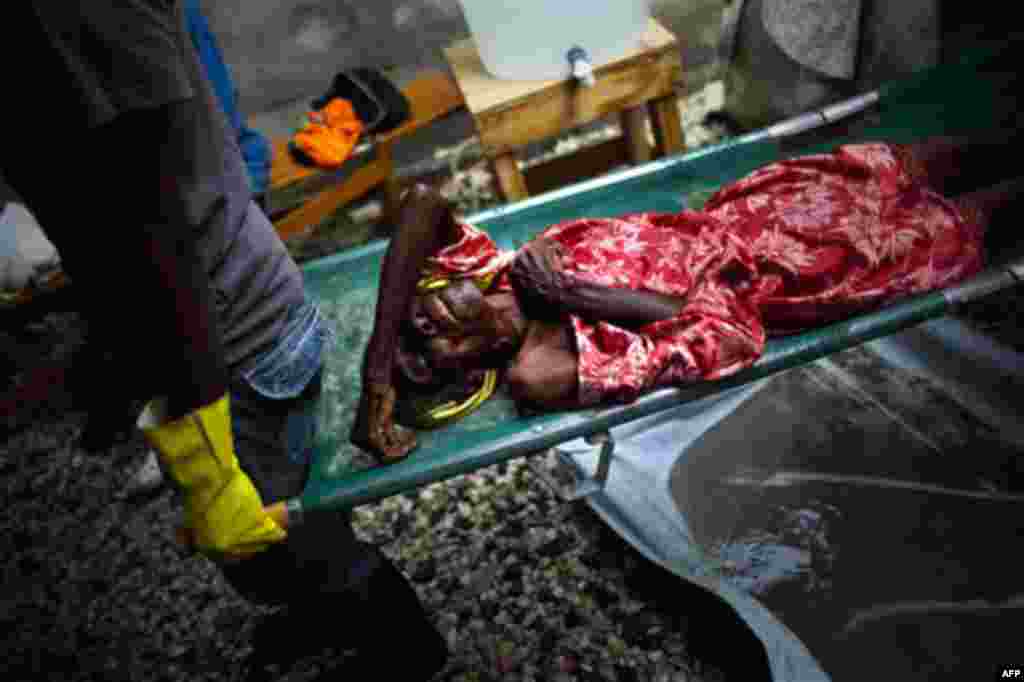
[137,394,286,560]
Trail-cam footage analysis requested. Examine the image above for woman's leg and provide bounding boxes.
[222,368,446,681]
[951,177,1024,249]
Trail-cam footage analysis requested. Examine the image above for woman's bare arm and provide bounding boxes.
[361,185,459,383]
[509,238,686,328]
[352,184,459,462]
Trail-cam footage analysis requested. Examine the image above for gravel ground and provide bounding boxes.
[1,312,763,682]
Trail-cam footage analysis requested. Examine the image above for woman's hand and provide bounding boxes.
[409,279,485,337]
[511,238,564,292]
[513,236,687,328]
[350,382,417,463]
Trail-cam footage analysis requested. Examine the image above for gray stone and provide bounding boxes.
[722,0,939,129]
[411,557,437,582]
[622,610,662,647]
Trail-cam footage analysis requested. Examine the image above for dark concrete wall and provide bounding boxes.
[201,0,471,113]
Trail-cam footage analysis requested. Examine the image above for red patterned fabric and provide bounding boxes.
[703,143,984,334]
[428,144,985,405]
[424,221,516,287]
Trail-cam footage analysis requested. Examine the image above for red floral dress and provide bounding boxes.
[425,144,984,406]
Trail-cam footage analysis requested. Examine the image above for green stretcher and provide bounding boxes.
[289,43,1023,523]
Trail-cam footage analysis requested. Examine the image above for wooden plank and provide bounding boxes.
[270,134,380,192]
[269,70,464,192]
[376,141,404,223]
[272,158,391,240]
[376,71,464,144]
[523,137,629,196]
[270,137,314,190]
[620,105,651,164]
[648,94,685,158]
[471,50,681,157]
[443,18,677,115]
[491,154,529,202]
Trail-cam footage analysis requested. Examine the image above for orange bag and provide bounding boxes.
[291,98,363,168]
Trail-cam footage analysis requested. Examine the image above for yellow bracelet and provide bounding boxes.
[414,369,498,428]
[416,271,497,295]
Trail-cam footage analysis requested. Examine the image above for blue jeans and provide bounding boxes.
[230,299,333,501]
[221,299,382,609]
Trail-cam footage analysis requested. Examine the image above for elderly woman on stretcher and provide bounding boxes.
[352,137,1022,463]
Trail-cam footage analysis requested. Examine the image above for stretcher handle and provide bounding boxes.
[266,500,290,528]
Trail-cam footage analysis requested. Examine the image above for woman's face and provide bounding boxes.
[408,279,526,369]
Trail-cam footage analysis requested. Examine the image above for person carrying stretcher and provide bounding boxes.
[1,3,447,680]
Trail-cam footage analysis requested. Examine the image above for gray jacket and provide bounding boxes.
[30,1,306,374]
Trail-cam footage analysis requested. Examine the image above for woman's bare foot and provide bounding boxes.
[896,131,1024,196]
[952,177,1024,234]
[893,136,972,195]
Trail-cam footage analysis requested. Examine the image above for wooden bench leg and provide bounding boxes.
[620,105,652,165]
[271,159,391,240]
[382,177,404,224]
[491,153,529,203]
[648,94,686,159]
[378,141,403,223]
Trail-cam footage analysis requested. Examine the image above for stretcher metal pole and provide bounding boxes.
[737,90,881,143]
[266,256,1024,529]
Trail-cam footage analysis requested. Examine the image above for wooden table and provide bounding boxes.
[443,18,685,202]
